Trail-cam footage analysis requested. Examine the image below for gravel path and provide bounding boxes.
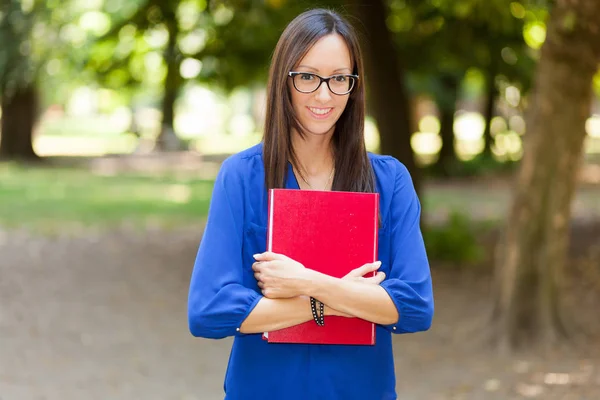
[1,226,599,400]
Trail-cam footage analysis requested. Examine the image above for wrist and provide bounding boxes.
[302,269,336,298]
[323,304,337,317]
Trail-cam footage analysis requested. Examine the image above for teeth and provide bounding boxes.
[309,107,332,115]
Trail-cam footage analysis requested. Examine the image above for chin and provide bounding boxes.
[300,122,336,136]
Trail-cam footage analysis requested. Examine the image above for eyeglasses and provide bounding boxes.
[288,72,358,95]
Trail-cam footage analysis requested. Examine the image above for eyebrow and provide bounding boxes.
[296,65,352,73]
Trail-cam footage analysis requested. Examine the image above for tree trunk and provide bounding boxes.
[349,0,420,193]
[155,11,183,152]
[434,74,459,176]
[491,0,600,351]
[481,67,498,159]
[0,84,39,161]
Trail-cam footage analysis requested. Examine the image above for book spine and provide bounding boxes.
[371,193,379,345]
[264,189,274,341]
[267,189,274,252]
[373,193,379,264]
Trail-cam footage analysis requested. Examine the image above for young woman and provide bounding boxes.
[188,8,434,400]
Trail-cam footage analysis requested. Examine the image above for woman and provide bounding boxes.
[188,8,433,400]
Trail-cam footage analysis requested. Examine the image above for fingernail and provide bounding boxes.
[253,254,260,258]
[375,261,381,266]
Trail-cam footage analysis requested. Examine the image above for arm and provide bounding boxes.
[377,159,434,333]
[314,160,433,333]
[239,296,313,334]
[304,269,398,325]
[252,255,394,326]
[241,261,356,334]
[253,159,434,333]
[188,158,344,337]
[188,158,262,339]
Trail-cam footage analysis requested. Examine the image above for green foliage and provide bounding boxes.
[83,0,331,97]
[0,0,110,106]
[390,0,539,115]
[423,211,486,266]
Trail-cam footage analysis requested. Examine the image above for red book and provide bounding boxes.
[263,188,379,345]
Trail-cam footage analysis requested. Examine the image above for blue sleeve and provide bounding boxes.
[187,157,262,339]
[379,159,434,334]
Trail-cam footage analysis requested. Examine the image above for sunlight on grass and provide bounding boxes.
[0,164,214,232]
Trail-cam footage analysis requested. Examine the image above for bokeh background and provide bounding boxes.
[1,0,600,399]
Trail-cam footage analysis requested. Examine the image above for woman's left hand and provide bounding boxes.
[252,252,313,299]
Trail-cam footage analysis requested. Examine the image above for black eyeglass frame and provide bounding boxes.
[288,71,359,95]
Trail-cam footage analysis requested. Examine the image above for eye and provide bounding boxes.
[333,75,347,82]
[299,73,315,81]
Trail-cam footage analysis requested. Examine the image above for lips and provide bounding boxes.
[307,106,333,119]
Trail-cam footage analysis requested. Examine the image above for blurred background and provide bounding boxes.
[1,0,599,399]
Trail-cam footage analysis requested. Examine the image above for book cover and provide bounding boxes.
[263,188,379,345]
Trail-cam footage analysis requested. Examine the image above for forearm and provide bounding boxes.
[239,295,314,334]
[305,274,399,326]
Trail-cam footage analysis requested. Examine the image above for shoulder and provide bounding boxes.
[220,143,263,170]
[214,143,264,197]
[367,152,413,189]
[217,143,263,178]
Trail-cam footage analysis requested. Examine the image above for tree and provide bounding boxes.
[0,0,44,160]
[0,0,84,161]
[491,0,600,350]
[349,0,420,192]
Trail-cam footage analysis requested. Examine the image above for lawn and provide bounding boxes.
[0,163,214,233]
[2,160,599,236]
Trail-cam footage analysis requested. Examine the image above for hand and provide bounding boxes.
[343,261,385,285]
[252,252,314,299]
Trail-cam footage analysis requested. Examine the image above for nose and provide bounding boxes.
[314,80,332,103]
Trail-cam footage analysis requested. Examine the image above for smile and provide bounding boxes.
[307,107,333,118]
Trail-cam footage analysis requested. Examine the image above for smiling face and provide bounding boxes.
[289,34,353,138]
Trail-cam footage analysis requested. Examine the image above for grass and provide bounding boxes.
[0,163,214,233]
[0,161,511,234]
[3,158,599,237]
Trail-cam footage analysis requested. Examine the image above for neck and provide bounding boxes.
[290,129,334,175]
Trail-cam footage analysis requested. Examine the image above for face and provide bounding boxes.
[289,34,353,137]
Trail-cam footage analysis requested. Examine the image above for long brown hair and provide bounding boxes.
[262,8,375,193]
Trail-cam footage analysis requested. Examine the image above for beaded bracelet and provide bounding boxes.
[310,297,325,326]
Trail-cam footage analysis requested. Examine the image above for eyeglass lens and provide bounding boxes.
[293,73,355,94]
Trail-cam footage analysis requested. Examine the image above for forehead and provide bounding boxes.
[296,34,352,72]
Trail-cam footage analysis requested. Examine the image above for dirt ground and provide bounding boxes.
[1,219,600,400]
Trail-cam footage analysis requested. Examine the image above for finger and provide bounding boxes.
[257,281,264,289]
[254,272,261,281]
[254,252,287,261]
[252,262,262,272]
[372,271,386,284]
[348,261,381,277]
[364,271,385,282]
[257,260,272,270]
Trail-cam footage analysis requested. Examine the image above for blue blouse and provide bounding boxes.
[188,143,434,400]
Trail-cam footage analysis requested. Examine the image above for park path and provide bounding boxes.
[1,224,600,400]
